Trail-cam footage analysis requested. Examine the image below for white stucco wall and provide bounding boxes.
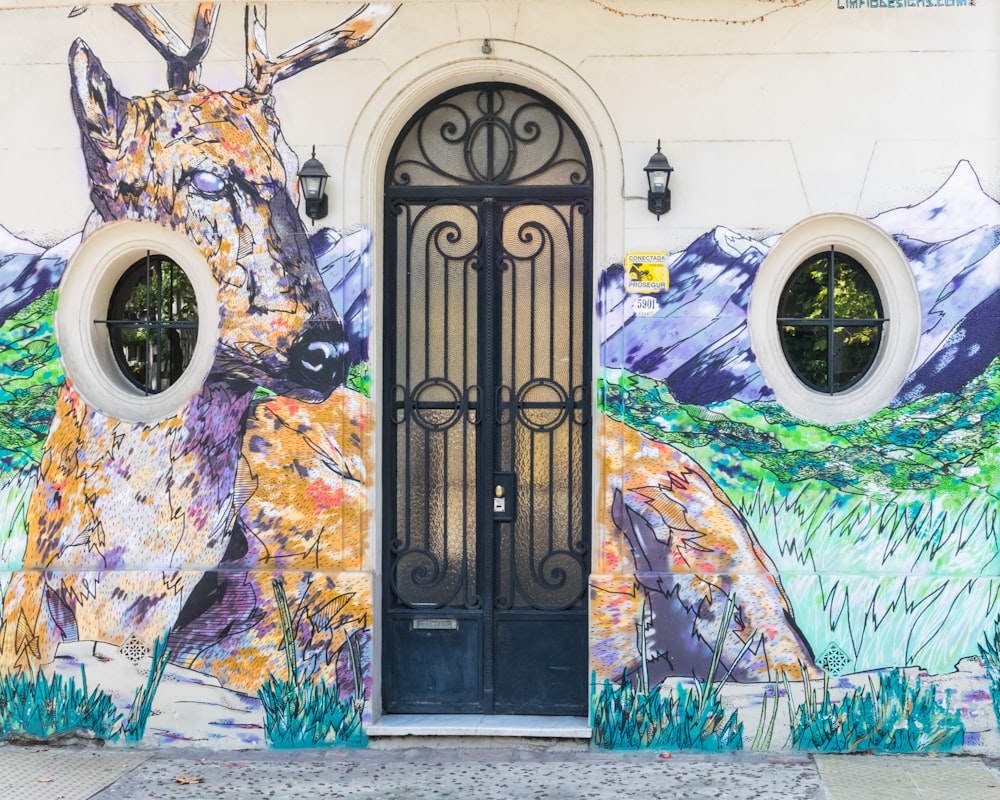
[1,1,996,253]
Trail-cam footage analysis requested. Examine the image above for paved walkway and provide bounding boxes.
[2,743,1000,800]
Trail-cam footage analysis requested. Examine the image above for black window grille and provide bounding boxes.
[777,247,885,394]
[98,252,198,394]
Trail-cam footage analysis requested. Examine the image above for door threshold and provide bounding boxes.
[367,714,591,739]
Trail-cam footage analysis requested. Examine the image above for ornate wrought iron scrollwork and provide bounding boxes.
[410,378,464,432]
[516,378,569,432]
[387,85,592,189]
[390,547,473,609]
[385,83,592,627]
[495,549,587,612]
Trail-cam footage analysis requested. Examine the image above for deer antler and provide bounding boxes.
[113,3,219,92]
[245,3,399,94]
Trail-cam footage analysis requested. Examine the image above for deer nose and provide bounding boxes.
[288,328,351,391]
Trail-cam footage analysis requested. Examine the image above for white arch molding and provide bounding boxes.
[343,41,623,261]
[347,42,622,721]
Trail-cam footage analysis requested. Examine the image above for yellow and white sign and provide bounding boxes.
[625,252,668,294]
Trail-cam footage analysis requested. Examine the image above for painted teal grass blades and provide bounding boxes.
[257,579,366,748]
[258,673,365,748]
[978,614,1000,728]
[591,671,744,750]
[786,667,964,752]
[592,593,744,750]
[0,666,120,741]
[121,635,170,741]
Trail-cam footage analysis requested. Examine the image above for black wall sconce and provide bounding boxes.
[644,140,674,219]
[297,146,329,222]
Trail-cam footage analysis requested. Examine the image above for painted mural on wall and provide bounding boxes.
[0,1,995,757]
[0,3,395,747]
[592,160,1000,751]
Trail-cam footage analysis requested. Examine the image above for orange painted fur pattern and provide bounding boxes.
[602,417,816,682]
[0,5,394,693]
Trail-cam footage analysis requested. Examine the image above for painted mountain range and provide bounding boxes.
[0,225,372,364]
[600,160,1000,407]
[2,160,998,411]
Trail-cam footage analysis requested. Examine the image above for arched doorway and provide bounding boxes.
[382,84,593,715]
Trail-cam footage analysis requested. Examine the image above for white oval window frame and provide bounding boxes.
[748,213,921,424]
[56,220,220,423]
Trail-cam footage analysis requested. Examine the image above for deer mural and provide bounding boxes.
[1,3,395,692]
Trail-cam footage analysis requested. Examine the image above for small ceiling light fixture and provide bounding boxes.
[644,140,674,219]
[482,38,492,54]
[297,146,329,222]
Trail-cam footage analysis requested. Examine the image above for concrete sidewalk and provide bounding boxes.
[3,743,1000,800]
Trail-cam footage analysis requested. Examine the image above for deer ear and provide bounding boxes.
[69,38,124,160]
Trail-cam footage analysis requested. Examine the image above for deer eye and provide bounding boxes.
[188,170,228,197]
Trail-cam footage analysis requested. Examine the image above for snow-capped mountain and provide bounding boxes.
[600,225,771,404]
[0,228,43,257]
[600,160,1000,407]
[2,159,998,405]
[0,228,75,321]
[878,163,1000,402]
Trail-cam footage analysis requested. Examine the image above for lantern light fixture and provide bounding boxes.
[297,146,329,222]
[644,140,674,219]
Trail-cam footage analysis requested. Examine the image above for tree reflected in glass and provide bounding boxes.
[778,250,884,394]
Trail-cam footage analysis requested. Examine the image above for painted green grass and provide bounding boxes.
[348,361,370,397]
[0,290,61,591]
[121,635,170,741]
[592,672,744,751]
[257,579,367,748]
[786,668,964,752]
[602,358,1000,500]
[0,291,63,473]
[978,615,1000,728]
[743,481,1000,674]
[0,667,120,741]
[592,593,744,750]
[600,367,1000,675]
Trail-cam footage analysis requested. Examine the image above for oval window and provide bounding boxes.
[748,213,920,424]
[104,252,198,394]
[777,249,885,395]
[56,220,219,422]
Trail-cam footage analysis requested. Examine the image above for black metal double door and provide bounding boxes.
[384,191,591,715]
[383,191,590,714]
[383,85,593,716]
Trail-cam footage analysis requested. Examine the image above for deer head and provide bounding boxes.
[68,3,397,401]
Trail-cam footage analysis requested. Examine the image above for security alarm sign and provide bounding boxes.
[625,252,668,294]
